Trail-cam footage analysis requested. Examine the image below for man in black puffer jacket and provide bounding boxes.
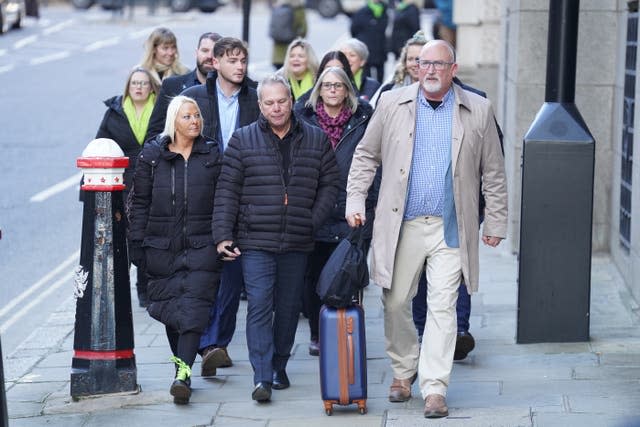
[214,74,339,403]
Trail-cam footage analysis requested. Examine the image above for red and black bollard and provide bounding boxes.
[71,138,137,398]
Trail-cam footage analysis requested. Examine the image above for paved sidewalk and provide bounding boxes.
[5,244,640,427]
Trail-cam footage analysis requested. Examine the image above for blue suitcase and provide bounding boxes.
[319,304,367,415]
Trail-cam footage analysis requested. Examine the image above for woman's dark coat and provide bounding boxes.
[297,100,378,242]
[94,95,144,199]
[358,76,381,101]
[128,135,223,333]
[389,3,420,58]
[213,115,340,253]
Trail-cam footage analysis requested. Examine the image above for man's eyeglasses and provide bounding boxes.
[321,82,345,90]
[130,80,150,87]
[416,60,454,71]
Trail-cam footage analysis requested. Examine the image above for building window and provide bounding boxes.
[620,2,637,252]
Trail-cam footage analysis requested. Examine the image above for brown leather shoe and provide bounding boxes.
[424,394,449,418]
[388,373,417,402]
[201,347,233,376]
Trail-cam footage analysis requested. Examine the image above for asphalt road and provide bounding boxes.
[0,1,353,356]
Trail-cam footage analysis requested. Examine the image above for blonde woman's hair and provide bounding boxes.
[281,38,319,81]
[306,67,358,114]
[162,96,202,144]
[393,30,429,85]
[140,27,189,84]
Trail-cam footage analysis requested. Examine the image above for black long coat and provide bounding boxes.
[389,3,421,58]
[128,135,223,333]
[297,101,378,242]
[350,4,389,67]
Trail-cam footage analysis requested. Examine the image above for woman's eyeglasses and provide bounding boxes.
[130,80,150,87]
[321,82,345,90]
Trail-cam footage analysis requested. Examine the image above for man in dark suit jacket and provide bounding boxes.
[146,32,222,139]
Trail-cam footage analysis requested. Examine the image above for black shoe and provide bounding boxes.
[308,338,320,356]
[252,382,272,402]
[272,370,290,390]
[170,379,191,404]
[454,331,475,361]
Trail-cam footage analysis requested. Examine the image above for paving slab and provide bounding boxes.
[6,380,68,403]
[386,407,533,427]
[10,412,88,427]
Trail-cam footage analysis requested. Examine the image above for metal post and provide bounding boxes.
[242,0,251,42]
[517,0,595,343]
[0,338,7,427]
[0,226,7,427]
[71,139,138,397]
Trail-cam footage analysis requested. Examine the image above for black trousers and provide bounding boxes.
[166,327,200,367]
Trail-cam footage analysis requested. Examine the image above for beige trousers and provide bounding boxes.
[382,216,461,397]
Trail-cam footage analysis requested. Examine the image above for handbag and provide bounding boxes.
[316,225,369,308]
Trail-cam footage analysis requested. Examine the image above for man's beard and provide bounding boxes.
[421,77,442,95]
[197,61,214,77]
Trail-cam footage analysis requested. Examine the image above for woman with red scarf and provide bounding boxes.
[297,67,377,356]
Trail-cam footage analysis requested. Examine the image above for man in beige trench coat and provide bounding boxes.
[345,39,508,418]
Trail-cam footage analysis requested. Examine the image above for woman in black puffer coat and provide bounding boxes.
[127,96,223,405]
[296,67,379,356]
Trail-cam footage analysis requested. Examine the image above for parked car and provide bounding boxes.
[305,0,362,18]
[0,0,25,34]
[71,0,222,13]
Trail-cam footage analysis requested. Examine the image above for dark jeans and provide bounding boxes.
[241,250,308,385]
[412,272,471,337]
[199,260,244,350]
[304,241,338,340]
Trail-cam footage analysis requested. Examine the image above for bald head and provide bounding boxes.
[417,40,458,101]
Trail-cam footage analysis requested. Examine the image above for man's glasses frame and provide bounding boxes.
[416,60,454,71]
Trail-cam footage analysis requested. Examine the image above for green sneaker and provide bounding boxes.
[169,356,192,404]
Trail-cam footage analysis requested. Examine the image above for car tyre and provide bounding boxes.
[71,0,96,9]
[316,0,340,18]
[10,10,20,29]
[170,0,192,12]
[198,4,218,12]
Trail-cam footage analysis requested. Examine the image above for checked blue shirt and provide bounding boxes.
[404,88,455,220]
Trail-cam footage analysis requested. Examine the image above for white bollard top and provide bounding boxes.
[81,138,127,158]
[77,138,130,192]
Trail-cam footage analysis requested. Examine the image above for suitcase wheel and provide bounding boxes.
[323,401,333,416]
